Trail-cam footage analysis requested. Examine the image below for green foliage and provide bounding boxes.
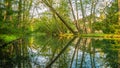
[34,0,73,35]
[0,34,18,43]
[35,16,63,34]
[0,0,32,43]
[92,39,120,68]
[92,21,103,30]
[91,0,119,34]
[101,0,118,33]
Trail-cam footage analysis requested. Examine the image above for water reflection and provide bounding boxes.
[0,35,120,68]
[0,39,31,68]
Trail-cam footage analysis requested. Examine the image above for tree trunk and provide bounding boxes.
[4,0,11,21]
[42,0,75,34]
[79,0,87,33]
[118,0,120,25]
[18,0,22,28]
[68,0,80,32]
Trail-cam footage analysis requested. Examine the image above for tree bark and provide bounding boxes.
[18,0,22,26]
[42,0,75,34]
[68,0,80,32]
[118,0,120,25]
[79,0,87,33]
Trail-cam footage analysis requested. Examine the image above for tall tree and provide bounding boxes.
[118,0,120,25]
[79,0,87,33]
[42,0,75,34]
[68,0,80,32]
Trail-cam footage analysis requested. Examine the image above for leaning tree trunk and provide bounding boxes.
[42,0,75,34]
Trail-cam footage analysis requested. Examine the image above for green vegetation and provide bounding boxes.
[0,0,120,46]
[80,34,120,38]
[92,0,120,34]
[0,0,32,45]
[1,0,120,68]
[0,34,18,43]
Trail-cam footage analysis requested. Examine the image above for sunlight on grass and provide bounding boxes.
[59,33,120,39]
[59,33,74,39]
[0,34,18,43]
[80,34,120,38]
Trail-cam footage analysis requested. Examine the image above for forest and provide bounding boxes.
[1,0,120,68]
[0,0,120,47]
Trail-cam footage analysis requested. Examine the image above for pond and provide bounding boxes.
[0,35,120,68]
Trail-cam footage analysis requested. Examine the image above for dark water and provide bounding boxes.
[0,35,120,68]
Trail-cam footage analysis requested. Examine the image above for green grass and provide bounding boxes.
[80,33,120,38]
[0,34,18,43]
[1,33,120,43]
[80,34,104,37]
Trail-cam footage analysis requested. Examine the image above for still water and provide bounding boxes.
[0,35,120,68]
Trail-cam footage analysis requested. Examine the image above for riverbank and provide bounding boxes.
[80,34,120,38]
[59,33,120,39]
[1,33,120,45]
[0,34,18,43]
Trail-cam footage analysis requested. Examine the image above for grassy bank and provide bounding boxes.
[59,33,120,39]
[0,34,19,43]
[80,34,120,38]
[1,33,120,44]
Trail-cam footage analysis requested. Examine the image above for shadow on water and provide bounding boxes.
[1,35,120,68]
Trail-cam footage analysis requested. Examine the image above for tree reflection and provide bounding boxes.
[46,36,76,68]
[1,35,120,68]
[0,38,31,68]
[93,39,120,68]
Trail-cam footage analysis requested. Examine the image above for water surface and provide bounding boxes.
[0,35,120,68]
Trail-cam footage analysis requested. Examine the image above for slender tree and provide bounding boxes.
[118,0,120,25]
[68,0,80,32]
[79,0,87,33]
[42,0,75,34]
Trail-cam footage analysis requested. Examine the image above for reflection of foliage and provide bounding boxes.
[33,35,72,55]
[30,35,75,68]
[103,40,120,68]
[0,38,30,68]
[2,35,120,68]
[34,35,70,46]
[92,39,120,68]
